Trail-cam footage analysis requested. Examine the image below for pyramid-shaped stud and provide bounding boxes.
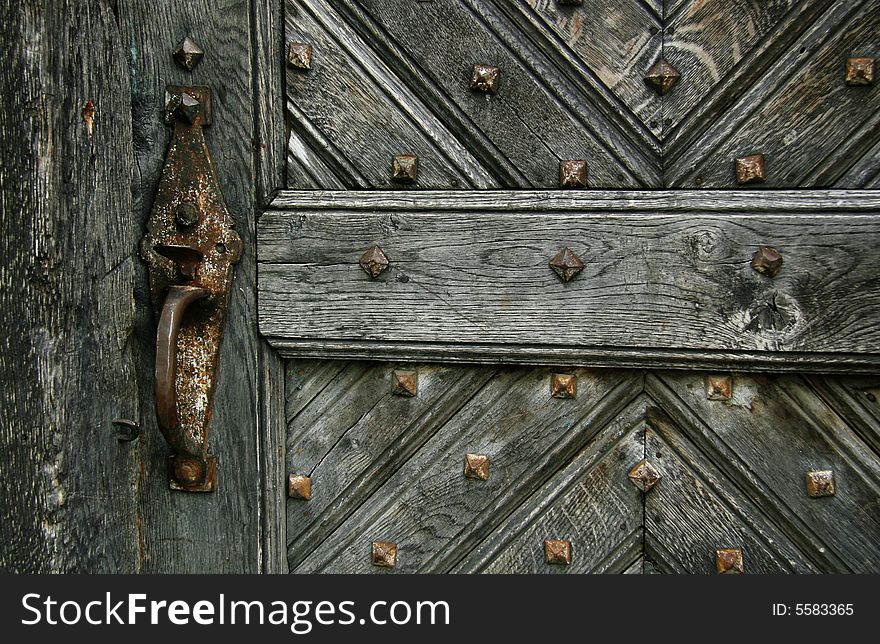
[705,375,732,401]
[288,42,313,70]
[173,36,204,71]
[628,458,661,492]
[559,159,588,188]
[371,541,397,568]
[391,154,418,183]
[470,64,501,94]
[464,453,490,480]
[544,539,572,565]
[845,57,875,86]
[549,247,584,283]
[174,93,201,125]
[550,373,577,399]
[644,58,681,95]
[392,370,418,397]
[805,469,836,498]
[359,245,390,278]
[715,547,744,574]
[735,153,766,184]
[287,474,311,500]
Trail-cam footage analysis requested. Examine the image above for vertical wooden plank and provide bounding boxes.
[0,1,140,572]
[118,0,263,573]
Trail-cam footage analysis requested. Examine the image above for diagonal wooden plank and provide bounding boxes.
[454,395,647,573]
[643,404,818,573]
[805,375,880,456]
[648,372,880,571]
[285,362,497,567]
[667,0,877,187]
[290,368,641,572]
[287,0,500,189]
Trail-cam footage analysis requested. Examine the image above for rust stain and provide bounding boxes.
[82,100,96,136]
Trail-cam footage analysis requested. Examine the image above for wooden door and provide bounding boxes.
[263,0,880,573]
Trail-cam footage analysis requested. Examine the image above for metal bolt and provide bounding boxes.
[550,373,577,399]
[173,93,201,125]
[371,541,397,568]
[805,470,836,498]
[359,245,390,278]
[715,547,744,574]
[751,246,783,277]
[706,375,732,401]
[559,159,588,188]
[392,370,418,397]
[845,57,875,86]
[174,202,200,229]
[288,474,312,500]
[644,58,681,95]
[391,154,418,184]
[173,457,205,485]
[735,154,766,184]
[544,539,572,565]
[173,36,204,71]
[549,247,584,283]
[288,42,313,70]
[464,453,490,480]
[470,64,501,94]
[628,458,661,492]
[112,418,140,442]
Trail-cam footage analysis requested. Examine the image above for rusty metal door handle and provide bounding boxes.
[140,86,242,492]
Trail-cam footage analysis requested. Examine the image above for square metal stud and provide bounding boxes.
[288,42,313,70]
[464,453,490,480]
[628,458,661,492]
[470,64,501,94]
[392,370,418,397]
[548,247,584,283]
[715,547,744,574]
[173,36,204,71]
[805,470,836,498]
[705,375,732,401]
[544,539,572,565]
[551,373,577,399]
[359,245,390,278]
[287,474,312,500]
[391,154,418,183]
[735,154,766,185]
[371,541,397,568]
[845,57,875,86]
[559,159,588,188]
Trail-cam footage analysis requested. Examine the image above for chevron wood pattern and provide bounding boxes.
[284,362,880,573]
[285,0,878,189]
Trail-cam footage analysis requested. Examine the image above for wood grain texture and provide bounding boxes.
[284,0,662,188]
[259,191,880,369]
[117,0,275,573]
[291,368,641,572]
[0,0,141,572]
[666,0,880,188]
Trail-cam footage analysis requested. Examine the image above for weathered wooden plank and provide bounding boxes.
[286,0,498,189]
[119,0,264,573]
[0,0,140,572]
[258,193,880,368]
[259,343,288,574]
[643,406,817,574]
[269,189,880,212]
[316,0,656,187]
[647,373,880,572]
[292,369,640,572]
[667,0,879,188]
[454,395,646,573]
[805,375,880,456]
[285,361,497,568]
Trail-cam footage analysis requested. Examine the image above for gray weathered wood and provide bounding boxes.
[664,0,880,188]
[259,190,880,371]
[0,0,141,572]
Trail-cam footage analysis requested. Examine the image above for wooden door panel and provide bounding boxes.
[666,0,880,188]
[284,363,880,572]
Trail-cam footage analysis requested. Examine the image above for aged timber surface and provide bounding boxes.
[0,1,140,572]
[259,191,880,371]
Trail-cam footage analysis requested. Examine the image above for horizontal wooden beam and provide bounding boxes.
[258,190,880,372]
